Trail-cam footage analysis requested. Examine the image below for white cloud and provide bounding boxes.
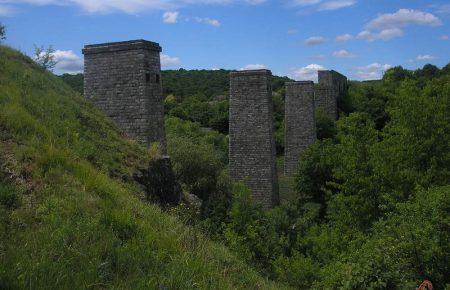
[160,54,181,67]
[332,49,355,58]
[289,0,356,11]
[440,35,449,40]
[357,28,403,41]
[48,50,180,72]
[366,9,442,30]
[49,50,84,74]
[287,29,298,35]
[358,9,441,42]
[245,0,266,4]
[2,0,264,14]
[163,11,179,23]
[355,63,391,80]
[195,17,221,27]
[335,33,352,42]
[239,64,267,70]
[288,64,326,82]
[304,36,326,45]
[416,54,436,61]
[289,0,321,6]
[377,28,404,40]
[318,0,355,11]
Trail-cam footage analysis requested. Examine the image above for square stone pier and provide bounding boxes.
[229,70,279,209]
[284,81,316,176]
[83,39,166,152]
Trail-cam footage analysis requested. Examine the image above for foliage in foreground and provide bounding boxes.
[0,45,284,289]
[0,23,5,41]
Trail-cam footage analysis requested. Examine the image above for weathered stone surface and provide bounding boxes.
[83,40,166,152]
[314,70,348,120]
[229,70,279,209]
[284,81,316,176]
[284,70,347,176]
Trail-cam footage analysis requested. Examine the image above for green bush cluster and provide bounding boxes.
[166,95,230,134]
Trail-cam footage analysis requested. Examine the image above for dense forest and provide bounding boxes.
[57,63,450,289]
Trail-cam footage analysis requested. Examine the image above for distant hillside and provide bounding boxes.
[162,69,291,99]
[0,45,286,289]
[58,69,292,98]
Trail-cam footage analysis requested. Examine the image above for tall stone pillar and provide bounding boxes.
[83,39,166,152]
[284,81,316,176]
[229,70,279,209]
[314,70,348,120]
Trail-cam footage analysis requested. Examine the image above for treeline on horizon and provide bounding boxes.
[59,63,450,289]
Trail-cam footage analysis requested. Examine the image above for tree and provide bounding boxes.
[295,139,336,217]
[167,136,222,201]
[415,64,440,80]
[440,62,450,75]
[328,113,380,230]
[371,78,450,204]
[0,23,5,42]
[315,109,337,140]
[34,45,57,71]
[383,66,412,82]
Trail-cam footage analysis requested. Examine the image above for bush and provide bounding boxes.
[200,170,233,237]
[224,184,284,275]
[295,139,336,217]
[168,136,222,201]
[0,23,6,41]
[316,186,450,289]
[273,251,319,289]
[0,182,20,209]
[165,116,228,163]
[33,45,57,71]
[315,108,336,140]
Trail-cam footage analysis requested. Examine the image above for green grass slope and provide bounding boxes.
[0,45,287,289]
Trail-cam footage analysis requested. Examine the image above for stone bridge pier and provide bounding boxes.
[229,70,280,209]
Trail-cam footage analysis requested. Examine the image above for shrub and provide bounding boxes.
[0,23,6,41]
[315,108,336,140]
[224,184,283,274]
[168,136,222,201]
[0,182,20,209]
[33,45,57,71]
[295,139,336,217]
[273,251,319,289]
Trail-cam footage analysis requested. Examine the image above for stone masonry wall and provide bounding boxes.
[83,40,166,153]
[229,70,279,209]
[314,70,348,120]
[284,81,316,176]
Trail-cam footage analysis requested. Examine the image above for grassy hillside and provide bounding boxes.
[0,45,287,289]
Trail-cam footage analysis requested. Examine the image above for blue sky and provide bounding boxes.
[1,0,449,80]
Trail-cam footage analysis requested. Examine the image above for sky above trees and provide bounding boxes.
[1,0,449,80]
